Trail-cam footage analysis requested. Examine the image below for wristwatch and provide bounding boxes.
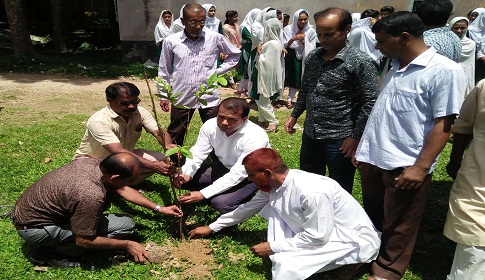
[153,205,161,213]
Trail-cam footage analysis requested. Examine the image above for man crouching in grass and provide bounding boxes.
[11,153,182,268]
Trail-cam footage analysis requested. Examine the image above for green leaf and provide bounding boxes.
[217,76,228,86]
[175,105,190,109]
[165,146,181,157]
[154,93,166,99]
[171,92,183,99]
[199,99,207,106]
[180,146,193,159]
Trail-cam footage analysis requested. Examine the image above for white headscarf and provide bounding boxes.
[468,8,485,43]
[172,5,185,34]
[450,17,476,96]
[240,8,261,38]
[251,7,273,49]
[283,9,317,59]
[351,13,361,23]
[258,18,283,98]
[202,4,221,32]
[348,17,383,62]
[154,10,173,44]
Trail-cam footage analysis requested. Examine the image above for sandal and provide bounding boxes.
[265,125,279,133]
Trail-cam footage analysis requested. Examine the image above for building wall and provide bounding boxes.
[117,0,482,62]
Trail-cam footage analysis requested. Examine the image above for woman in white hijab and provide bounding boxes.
[154,10,173,62]
[256,18,283,132]
[449,17,476,96]
[249,8,277,98]
[283,9,317,108]
[348,9,383,63]
[172,5,186,34]
[202,4,222,33]
[236,8,261,95]
[468,8,485,43]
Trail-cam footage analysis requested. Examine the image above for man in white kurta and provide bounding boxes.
[189,148,380,280]
[444,79,485,279]
[175,97,270,213]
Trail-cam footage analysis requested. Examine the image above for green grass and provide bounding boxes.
[0,64,457,278]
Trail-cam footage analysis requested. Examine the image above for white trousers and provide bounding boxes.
[447,243,485,280]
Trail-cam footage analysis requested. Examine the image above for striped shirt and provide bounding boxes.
[158,29,240,108]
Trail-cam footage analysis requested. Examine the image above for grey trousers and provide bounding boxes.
[16,214,135,257]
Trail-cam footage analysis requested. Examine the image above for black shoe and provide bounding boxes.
[30,247,81,268]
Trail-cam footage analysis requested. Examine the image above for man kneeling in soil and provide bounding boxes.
[74,82,177,185]
[189,148,380,280]
[11,153,182,268]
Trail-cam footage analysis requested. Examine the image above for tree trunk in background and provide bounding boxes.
[4,0,36,56]
[50,0,69,52]
[106,0,120,42]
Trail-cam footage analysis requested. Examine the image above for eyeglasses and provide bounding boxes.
[119,99,141,106]
[187,20,207,27]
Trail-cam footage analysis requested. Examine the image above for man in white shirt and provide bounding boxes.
[353,12,466,280]
[189,148,380,280]
[175,97,270,213]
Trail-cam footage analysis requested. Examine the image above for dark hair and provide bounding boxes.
[361,9,380,19]
[283,14,290,20]
[453,19,469,26]
[415,0,453,26]
[276,10,282,17]
[372,11,424,38]
[313,10,323,19]
[316,8,352,31]
[467,10,474,18]
[380,6,395,14]
[182,3,204,18]
[162,10,172,17]
[242,148,288,174]
[219,97,250,118]
[105,82,140,99]
[100,153,141,179]
[224,10,238,24]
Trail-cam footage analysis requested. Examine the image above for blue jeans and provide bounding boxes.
[183,160,258,214]
[16,214,134,257]
[299,132,356,193]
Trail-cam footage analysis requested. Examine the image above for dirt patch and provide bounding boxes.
[145,239,217,279]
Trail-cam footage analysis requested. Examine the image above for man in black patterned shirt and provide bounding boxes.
[284,8,378,193]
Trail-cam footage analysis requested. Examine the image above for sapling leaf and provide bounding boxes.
[171,92,183,99]
[217,76,228,86]
[176,105,190,109]
[199,99,208,106]
[180,146,193,159]
[165,147,181,157]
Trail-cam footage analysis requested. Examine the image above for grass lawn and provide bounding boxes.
[0,52,457,279]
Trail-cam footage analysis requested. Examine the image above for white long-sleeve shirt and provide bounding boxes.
[181,118,270,198]
[209,169,381,280]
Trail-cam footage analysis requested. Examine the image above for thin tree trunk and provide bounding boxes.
[50,0,69,52]
[4,0,36,56]
[106,0,120,42]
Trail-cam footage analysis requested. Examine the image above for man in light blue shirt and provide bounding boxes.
[353,12,466,280]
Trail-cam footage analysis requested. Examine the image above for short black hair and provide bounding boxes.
[283,14,290,20]
[100,153,141,179]
[415,0,453,26]
[372,11,424,38]
[361,9,380,19]
[380,6,395,14]
[313,10,323,19]
[162,10,172,17]
[316,8,352,31]
[105,82,140,99]
[219,97,249,118]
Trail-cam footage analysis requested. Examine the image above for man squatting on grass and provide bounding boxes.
[11,153,182,268]
[190,148,380,280]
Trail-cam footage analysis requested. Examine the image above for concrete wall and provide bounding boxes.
[117,0,481,62]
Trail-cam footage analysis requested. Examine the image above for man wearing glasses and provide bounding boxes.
[158,3,241,147]
[74,82,177,185]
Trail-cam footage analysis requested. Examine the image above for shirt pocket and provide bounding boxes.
[390,88,419,113]
[198,50,218,69]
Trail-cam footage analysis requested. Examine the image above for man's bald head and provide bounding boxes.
[182,3,205,18]
[315,7,352,31]
[100,152,142,179]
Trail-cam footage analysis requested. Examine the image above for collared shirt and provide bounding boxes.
[290,44,378,140]
[158,29,241,108]
[424,27,462,62]
[74,105,158,160]
[181,118,270,199]
[209,170,380,279]
[355,48,466,171]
